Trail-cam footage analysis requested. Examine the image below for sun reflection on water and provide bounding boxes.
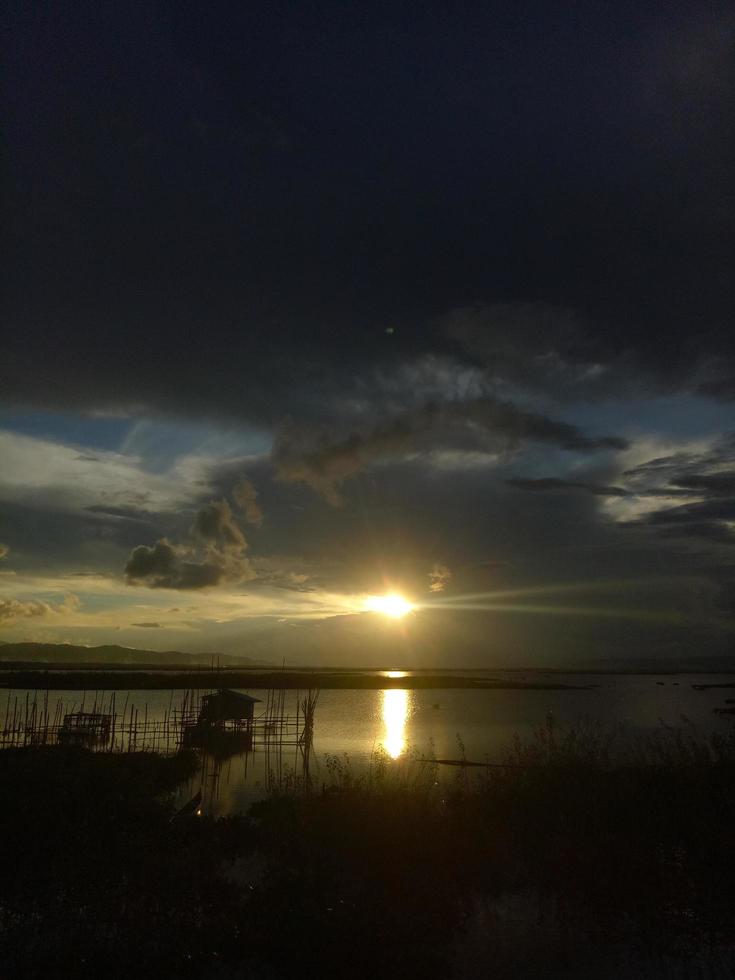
[381,689,410,759]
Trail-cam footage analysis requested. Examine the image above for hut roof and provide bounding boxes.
[203,689,261,704]
[199,689,261,721]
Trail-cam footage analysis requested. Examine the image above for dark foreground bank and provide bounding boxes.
[3,720,735,979]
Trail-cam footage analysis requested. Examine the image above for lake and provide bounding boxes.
[5,671,735,814]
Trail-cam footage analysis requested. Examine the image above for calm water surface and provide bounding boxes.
[7,672,735,815]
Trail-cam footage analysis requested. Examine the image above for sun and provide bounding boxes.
[365,593,414,619]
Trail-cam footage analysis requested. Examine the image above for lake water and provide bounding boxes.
[5,672,735,815]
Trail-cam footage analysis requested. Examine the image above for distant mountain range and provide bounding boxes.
[0,642,269,668]
[0,641,732,673]
[565,656,735,674]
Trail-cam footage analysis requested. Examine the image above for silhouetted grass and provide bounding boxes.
[2,721,735,978]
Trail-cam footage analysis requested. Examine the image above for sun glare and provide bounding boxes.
[365,593,414,618]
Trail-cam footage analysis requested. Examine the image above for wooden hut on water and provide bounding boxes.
[183,690,261,757]
[198,690,261,726]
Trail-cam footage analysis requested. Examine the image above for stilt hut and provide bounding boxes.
[183,689,261,758]
[198,690,260,727]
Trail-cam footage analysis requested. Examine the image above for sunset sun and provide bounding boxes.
[364,593,414,619]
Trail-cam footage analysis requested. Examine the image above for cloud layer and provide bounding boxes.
[1,5,734,661]
[125,498,255,590]
[0,593,79,624]
[274,396,627,504]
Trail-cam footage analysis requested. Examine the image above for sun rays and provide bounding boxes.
[364,593,415,619]
[415,579,688,625]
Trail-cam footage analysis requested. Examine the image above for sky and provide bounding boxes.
[2,1,735,665]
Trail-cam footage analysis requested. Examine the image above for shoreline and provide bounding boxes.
[0,667,594,691]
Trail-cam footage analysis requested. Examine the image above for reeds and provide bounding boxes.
[4,717,735,979]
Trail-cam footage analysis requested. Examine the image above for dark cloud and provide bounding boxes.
[224,451,720,596]
[507,478,628,497]
[0,498,171,575]
[623,439,735,486]
[125,499,255,590]
[505,473,701,501]
[443,303,628,401]
[670,474,735,495]
[232,479,263,528]
[131,622,162,628]
[637,488,704,499]
[191,500,247,552]
[274,397,627,504]
[125,539,229,590]
[195,449,729,620]
[3,6,733,428]
[656,522,735,545]
[615,439,735,547]
[626,491,735,548]
[641,498,735,528]
[700,377,735,401]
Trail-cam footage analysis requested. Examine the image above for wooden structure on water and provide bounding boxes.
[199,689,260,722]
[182,689,261,757]
[0,686,318,765]
[57,711,112,745]
[0,684,320,810]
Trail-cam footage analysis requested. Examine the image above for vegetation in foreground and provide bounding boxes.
[2,720,735,978]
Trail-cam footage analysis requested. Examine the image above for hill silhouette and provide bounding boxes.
[0,641,267,668]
